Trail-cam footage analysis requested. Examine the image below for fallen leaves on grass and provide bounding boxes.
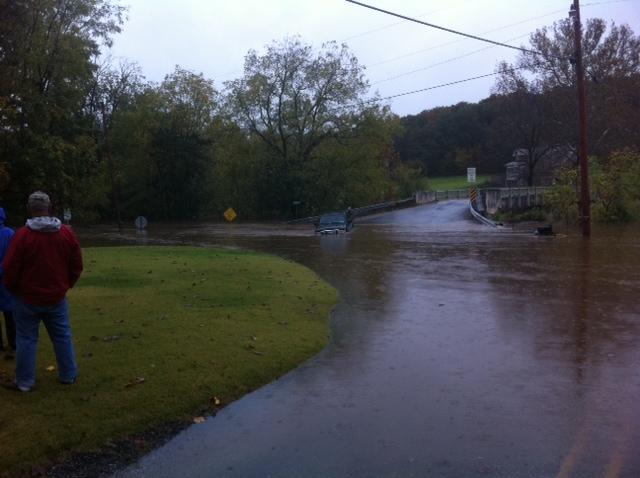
[124,377,146,388]
[193,416,206,424]
[211,396,221,407]
[45,365,56,372]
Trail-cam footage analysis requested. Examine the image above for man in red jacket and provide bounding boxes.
[2,191,83,392]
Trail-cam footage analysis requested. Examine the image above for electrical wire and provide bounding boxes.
[354,0,633,71]
[364,7,567,69]
[360,64,539,105]
[361,0,636,85]
[344,0,543,55]
[371,32,531,85]
[214,0,634,81]
[341,0,471,42]
[583,0,638,6]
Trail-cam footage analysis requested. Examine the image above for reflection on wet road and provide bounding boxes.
[93,201,640,478]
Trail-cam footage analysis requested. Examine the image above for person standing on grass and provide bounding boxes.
[0,207,15,351]
[2,191,83,392]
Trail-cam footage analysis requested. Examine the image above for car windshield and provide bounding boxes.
[319,214,346,226]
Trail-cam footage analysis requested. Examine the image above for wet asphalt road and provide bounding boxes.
[95,201,640,478]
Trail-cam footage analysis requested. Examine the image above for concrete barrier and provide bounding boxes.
[483,187,549,214]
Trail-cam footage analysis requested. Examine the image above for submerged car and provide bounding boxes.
[315,211,354,234]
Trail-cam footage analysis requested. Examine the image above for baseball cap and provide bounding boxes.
[27,191,51,212]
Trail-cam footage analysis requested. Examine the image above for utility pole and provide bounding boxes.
[570,0,591,237]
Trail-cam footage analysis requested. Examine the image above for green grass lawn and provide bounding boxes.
[0,246,339,475]
[426,175,490,191]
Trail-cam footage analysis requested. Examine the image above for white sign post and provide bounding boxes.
[467,167,477,183]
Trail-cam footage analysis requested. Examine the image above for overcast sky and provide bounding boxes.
[107,0,640,116]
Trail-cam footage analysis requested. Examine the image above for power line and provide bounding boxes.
[213,0,633,81]
[583,0,638,6]
[341,0,471,42]
[371,32,531,85]
[355,0,632,70]
[361,65,536,105]
[364,7,567,70]
[360,0,630,78]
[345,0,542,56]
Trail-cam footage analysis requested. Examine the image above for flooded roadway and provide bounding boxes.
[88,200,640,478]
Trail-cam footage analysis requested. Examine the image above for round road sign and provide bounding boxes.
[135,216,148,229]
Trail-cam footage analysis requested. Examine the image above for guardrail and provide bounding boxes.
[287,197,416,225]
[288,186,550,225]
[415,189,469,204]
[469,200,502,228]
[352,197,415,216]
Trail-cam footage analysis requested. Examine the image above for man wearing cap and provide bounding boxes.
[2,191,83,392]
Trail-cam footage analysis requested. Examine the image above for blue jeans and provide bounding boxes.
[14,298,77,389]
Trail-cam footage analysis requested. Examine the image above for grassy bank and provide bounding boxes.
[0,246,339,475]
[427,175,489,191]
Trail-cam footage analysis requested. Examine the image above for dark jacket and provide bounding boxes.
[0,208,14,311]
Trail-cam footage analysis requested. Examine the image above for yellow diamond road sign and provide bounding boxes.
[224,207,237,222]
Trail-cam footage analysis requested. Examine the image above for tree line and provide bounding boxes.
[396,16,640,222]
[397,17,639,186]
[1,1,638,223]
[0,0,420,223]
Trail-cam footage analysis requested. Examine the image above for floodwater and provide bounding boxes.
[82,201,640,478]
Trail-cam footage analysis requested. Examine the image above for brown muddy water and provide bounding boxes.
[79,201,640,478]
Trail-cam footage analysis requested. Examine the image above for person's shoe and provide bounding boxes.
[2,381,32,392]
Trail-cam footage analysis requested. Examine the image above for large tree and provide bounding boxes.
[111,66,218,221]
[224,37,381,215]
[0,0,126,218]
[492,66,558,186]
[494,18,640,165]
[87,58,144,226]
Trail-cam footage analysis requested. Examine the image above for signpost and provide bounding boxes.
[292,200,301,218]
[134,216,148,230]
[467,167,477,183]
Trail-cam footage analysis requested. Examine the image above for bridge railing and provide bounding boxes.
[286,197,416,225]
[287,187,551,225]
[415,189,469,204]
[482,187,550,214]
